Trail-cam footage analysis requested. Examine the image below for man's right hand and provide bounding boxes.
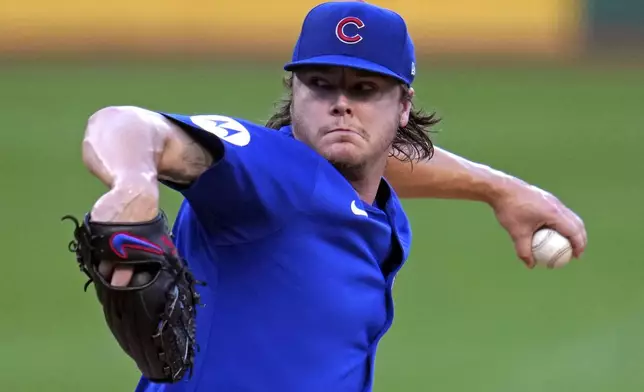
[81,106,214,287]
[81,106,165,288]
[63,205,202,383]
[91,182,160,287]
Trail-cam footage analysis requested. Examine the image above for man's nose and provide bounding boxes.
[330,93,353,116]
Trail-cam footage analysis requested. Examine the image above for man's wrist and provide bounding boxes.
[483,173,526,211]
[91,180,159,223]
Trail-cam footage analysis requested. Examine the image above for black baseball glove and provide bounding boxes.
[61,211,205,383]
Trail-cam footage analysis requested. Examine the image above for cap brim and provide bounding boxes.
[284,55,408,85]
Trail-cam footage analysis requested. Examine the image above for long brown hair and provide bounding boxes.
[265,73,440,162]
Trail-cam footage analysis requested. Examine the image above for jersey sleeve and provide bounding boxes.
[157,112,319,244]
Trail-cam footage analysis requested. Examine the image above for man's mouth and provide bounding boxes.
[326,128,360,136]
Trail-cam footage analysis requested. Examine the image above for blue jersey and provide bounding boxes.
[134,113,412,392]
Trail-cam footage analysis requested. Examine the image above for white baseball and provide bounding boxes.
[531,228,573,269]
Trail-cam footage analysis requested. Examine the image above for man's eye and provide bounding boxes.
[352,83,377,94]
[310,78,332,88]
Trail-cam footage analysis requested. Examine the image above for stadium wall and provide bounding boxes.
[1,0,584,58]
[584,0,644,52]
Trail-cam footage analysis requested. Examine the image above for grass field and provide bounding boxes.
[1,58,642,391]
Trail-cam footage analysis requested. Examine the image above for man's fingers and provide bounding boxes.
[576,216,588,257]
[98,261,114,280]
[557,211,587,259]
[514,235,535,269]
[581,228,588,253]
[97,261,134,286]
[111,266,134,287]
[569,232,586,258]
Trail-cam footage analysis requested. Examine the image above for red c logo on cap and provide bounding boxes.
[336,17,365,44]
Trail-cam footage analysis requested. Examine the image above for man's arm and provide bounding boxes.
[83,106,214,223]
[385,147,587,267]
[385,147,518,203]
[82,106,215,285]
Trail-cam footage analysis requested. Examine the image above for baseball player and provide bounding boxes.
[63,2,587,392]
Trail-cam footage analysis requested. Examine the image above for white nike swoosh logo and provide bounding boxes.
[351,200,368,217]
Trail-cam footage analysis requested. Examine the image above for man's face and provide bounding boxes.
[290,66,412,177]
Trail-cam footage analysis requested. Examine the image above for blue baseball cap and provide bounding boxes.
[284,1,417,86]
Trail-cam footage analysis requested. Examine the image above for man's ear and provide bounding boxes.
[399,87,414,128]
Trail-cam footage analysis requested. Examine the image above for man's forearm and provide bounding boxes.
[82,106,213,223]
[82,106,166,222]
[385,146,524,204]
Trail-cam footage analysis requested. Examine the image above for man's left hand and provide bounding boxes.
[491,183,587,268]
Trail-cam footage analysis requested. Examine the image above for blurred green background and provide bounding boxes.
[1,0,643,391]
